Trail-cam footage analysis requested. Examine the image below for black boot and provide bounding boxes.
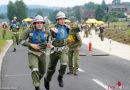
[74,70,78,76]
[17,42,19,45]
[67,71,73,75]
[13,48,16,52]
[57,75,64,87]
[35,87,40,90]
[44,78,50,90]
[74,72,78,76]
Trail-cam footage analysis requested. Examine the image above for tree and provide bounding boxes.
[84,2,98,11]
[101,0,108,11]
[73,6,81,22]
[112,0,121,5]
[95,5,105,21]
[15,0,27,22]
[48,10,59,23]
[0,13,7,19]
[7,0,27,22]
[36,9,43,16]
[102,12,126,22]
[7,1,16,22]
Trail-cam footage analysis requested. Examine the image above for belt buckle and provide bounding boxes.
[57,47,61,51]
[54,47,61,52]
[13,32,16,34]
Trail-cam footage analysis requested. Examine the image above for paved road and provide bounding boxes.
[1,44,130,90]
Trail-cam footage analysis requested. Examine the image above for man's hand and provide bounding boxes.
[51,27,58,33]
[47,43,52,48]
[30,44,41,50]
[77,46,81,51]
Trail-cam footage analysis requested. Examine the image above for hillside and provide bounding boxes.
[0,5,60,16]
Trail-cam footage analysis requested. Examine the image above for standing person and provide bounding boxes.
[95,24,99,34]
[1,22,8,39]
[22,21,28,31]
[10,17,20,52]
[99,26,105,41]
[19,15,50,90]
[83,24,89,38]
[67,23,82,76]
[44,11,70,90]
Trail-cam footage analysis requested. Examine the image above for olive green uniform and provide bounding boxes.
[2,23,8,39]
[19,28,50,87]
[2,30,7,39]
[11,21,20,50]
[68,26,82,73]
[84,25,89,37]
[99,27,104,41]
[45,24,69,82]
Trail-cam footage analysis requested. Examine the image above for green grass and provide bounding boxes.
[106,22,128,29]
[0,28,12,51]
[0,28,23,50]
[126,30,130,35]
[0,39,7,51]
[0,28,12,40]
[0,39,6,46]
[108,22,128,27]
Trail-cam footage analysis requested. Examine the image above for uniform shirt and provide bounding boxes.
[10,21,20,32]
[20,28,50,53]
[68,26,82,50]
[99,27,104,33]
[51,24,70,47]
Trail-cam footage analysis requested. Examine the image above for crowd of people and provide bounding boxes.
[0,11,105,90]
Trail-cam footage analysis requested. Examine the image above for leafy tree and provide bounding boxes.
[15,0,27,22]
[95,5,105,21]
[7,1,16,22]
[103,12,126,22]
[112,0,121,5]
[101,0,108,11]
[48,10,59,23]
[36,9,43,16]
[7,0,27,22]
[0,13,7,19]
[84,2,98,11]
[73,6,81,22]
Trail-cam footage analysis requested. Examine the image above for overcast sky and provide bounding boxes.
[0,0,130,7]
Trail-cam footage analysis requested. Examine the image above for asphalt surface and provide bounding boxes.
[1,44,130,90]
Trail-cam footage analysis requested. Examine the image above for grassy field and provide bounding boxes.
[108,22,128,27]
[0,39,7,51]
[0,28,13,51]
[126,29,130,35]
[0,28,23,49]
[105,22,129,29]
[104,22,130,45]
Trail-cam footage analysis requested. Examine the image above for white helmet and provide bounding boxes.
[33,15,45,23]
[13,16,17,19]
[56,11,66,20]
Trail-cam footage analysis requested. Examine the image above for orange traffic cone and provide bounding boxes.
[88,41,92,51]
[117,81,123,89]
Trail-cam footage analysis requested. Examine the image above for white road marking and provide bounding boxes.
[5,74,31,77]
[92,79,113,90]
[78,68,85,72]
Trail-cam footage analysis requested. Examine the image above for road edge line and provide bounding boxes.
[0,40,12,87]
[92,79,112,90]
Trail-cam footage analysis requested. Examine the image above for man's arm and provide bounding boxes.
[19,29,31,47]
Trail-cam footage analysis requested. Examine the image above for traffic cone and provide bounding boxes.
[88,41,92,51]
[117,81,123,89]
